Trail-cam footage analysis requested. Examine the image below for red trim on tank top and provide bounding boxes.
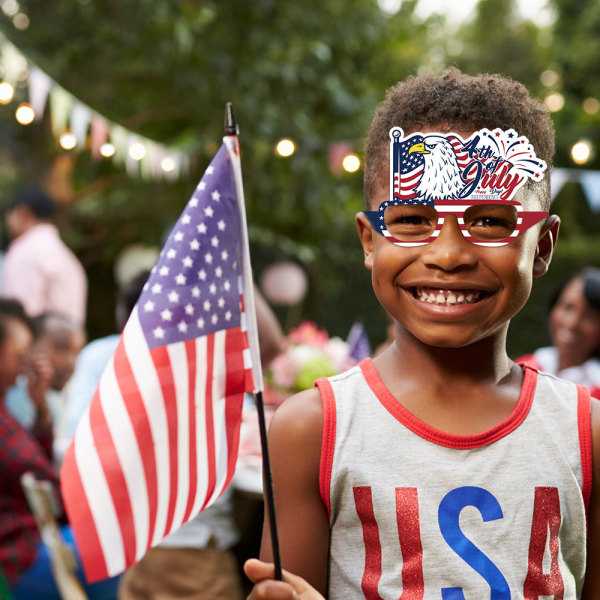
[576,384,593,520]
[359,358,537,449]
[316,377,336,519]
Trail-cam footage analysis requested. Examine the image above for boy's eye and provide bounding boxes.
[384,206,436,240]
[464,205,518,241]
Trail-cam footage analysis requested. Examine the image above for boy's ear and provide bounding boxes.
[533,214,560,278]
[356,212,374,270]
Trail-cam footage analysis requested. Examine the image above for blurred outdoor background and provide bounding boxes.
[0,0,598,356]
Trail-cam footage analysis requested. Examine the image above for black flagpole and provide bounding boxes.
[224,103,283,581]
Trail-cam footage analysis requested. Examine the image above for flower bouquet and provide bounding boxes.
[266,321,358,404]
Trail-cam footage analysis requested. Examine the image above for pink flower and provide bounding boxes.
[288,321,329,347]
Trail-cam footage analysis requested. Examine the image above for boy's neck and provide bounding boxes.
[386,328,513,384]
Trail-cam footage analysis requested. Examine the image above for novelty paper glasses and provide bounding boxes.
[363,199,549,247]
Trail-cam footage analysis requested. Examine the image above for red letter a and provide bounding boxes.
[523,486,564,599]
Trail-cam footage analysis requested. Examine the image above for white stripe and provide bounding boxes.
[191,335,209,516]
[122,310,170,546]
[165,341,191,534]
[73,407,125,575]
[243,348,252,370]
[208,329,229,505]
[97,357,150,561]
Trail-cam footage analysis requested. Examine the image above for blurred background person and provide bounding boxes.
[64,270,149,440]
[0,299,118,600]
[5,312,86,465]
[518,266,600,398]
[2,186,88,327]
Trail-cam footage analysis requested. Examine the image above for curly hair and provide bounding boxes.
[364,68,555,209]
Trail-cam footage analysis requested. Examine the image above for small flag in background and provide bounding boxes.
[60,142,255,582]
[346,322,371,362]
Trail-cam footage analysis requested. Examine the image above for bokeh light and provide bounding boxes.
[59,131,77,150]
[161,157,176,172]
[0,81,14,104]
[275,138,295,157]
[99,143,116,158]
[15,102,34,125]
[583,98,600,115]
[342,153,361,173]
[571,140,592,165]
[129,142,146,161]
[544,92,564,112]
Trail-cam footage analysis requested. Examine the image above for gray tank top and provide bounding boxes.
[317,360,591,599]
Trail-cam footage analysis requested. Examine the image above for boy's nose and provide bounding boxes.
[421,214,478,271]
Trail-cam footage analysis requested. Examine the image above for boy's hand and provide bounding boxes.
[244,559,325,600]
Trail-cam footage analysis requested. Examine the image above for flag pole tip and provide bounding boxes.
[224,103,239,136]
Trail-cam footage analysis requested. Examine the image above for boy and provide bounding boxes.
[246,68,600,599]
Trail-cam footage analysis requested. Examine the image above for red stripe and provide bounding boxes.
[149,345,178,538]
[112,337,158,549]
[182,338,198,523]
[316,377,335,519]
[88,387,136,566]
[576,384,593,518]
[60,443,109,582]
[222,328,247,492]
[202,333,217,509]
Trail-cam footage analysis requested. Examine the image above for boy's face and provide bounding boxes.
[357,126,558,350]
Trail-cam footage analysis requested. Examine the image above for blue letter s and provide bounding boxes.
[438,486,510,600]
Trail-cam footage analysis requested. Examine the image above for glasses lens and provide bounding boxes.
[464,204,518,242]
[383,204,437,242]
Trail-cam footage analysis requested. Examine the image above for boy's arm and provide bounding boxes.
[259,387,330,596]
[582,397,600,599]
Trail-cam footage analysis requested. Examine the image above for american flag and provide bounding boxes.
[60,142,256,582]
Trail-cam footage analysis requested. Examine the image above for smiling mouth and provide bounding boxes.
[411,287,488,306]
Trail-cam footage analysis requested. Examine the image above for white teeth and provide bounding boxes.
[413,288,483,306]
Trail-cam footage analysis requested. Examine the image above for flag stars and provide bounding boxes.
[144,300,155,312]
[197,317,205,329]
[197,181,207,191]
[225,311,232,321]
[197,223,207,234]
[223,280,231,292]
[161,309,173,321]
[218,297,225,308]
[181,215,191,225]
[177,321,188,333]
[159,266,169,276]
[205,253,213,264]
[203,300,211,311]
[204,207,214,218]
[189,198,199,208]
[209,283,217,295]
[167,249,177,259]
[206,166,214,175]
[168,291,180,303]
[153,327,165,339]
[182,256,193,268]
[190,239,200,251]
[215,266,223,278]
[192,286,201,298]
[185,304,194,315]
[212,190,221,201]
[152,283,162,294]
[174,231,184,242]
[211,236,219,248]
[217,220,226,231]
[211,314,218,325]
[221,251,229,261]
[175,274,186,285]
[198,270,207,281]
